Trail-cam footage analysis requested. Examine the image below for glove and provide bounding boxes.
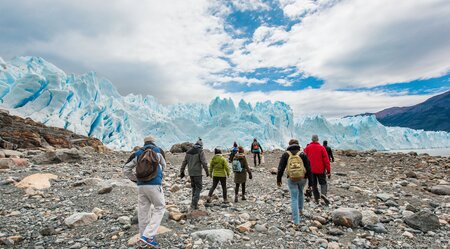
[327,173,331,179]
[277,182,282,187]
[179,172,185,179]
[248,172,253,180]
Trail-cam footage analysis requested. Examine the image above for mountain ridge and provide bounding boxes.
[375,90,450,132]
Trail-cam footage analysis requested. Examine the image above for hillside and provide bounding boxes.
[375,90,450,132]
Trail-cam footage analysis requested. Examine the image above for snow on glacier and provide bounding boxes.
[0,56,449,151]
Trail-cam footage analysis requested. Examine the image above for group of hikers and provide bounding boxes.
[123,135,334,248]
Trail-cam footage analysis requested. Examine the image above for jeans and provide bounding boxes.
[138,185,166,238]
[311,173,327,201]
[253,152,261,166]
[190,176,202,209]
[287,178,307,224]
[208,177,227,200]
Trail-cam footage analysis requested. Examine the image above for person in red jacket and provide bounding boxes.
[304,134,331,205]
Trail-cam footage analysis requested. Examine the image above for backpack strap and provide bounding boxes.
[295,151,301,156]
[286,151,293,156]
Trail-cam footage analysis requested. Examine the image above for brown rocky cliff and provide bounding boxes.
[0,110,107,152]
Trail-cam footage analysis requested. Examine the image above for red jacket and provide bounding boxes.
[304,142,331,174]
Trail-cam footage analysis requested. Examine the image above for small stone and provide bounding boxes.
[118,216,131,225]
[270,167,277,175]
[404,210,440,232]
[64,212,98,227]
[332,208,362,228]
[429,185,450,195]
[97,185,113,194]
[328,241,340,249]
[402,231,414,239]
[238,221,253,233]
[170,184,181,192]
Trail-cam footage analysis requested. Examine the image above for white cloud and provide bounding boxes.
[274,78,293,86]
[232,0,270,11]
[231,0,450,88]
[224,89,434,117]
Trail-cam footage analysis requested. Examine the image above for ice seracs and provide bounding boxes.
[0,56,449,151]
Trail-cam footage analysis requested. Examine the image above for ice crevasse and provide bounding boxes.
[0,56,449,151]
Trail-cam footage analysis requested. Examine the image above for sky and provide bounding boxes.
[0,0,449,117]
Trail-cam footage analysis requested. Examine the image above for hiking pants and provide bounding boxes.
[311,173,327,201]
[190,176,202,209]
[208,176,227,200]
[138,185,166,238]
[235,182,246,197]
[287,178,307,224]
[253,152,261,166]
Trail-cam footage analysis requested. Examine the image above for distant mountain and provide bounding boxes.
[375,90,450,132]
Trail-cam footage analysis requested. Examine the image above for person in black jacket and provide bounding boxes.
[322,140,334,162]
[277,139,313,227]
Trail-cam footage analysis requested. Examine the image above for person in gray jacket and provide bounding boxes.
[179,138,209,210]
[123,135,166,248]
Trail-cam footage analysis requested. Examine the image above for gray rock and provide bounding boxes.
[191,229,234,244]
[404,210,440,232]
[429,185,450,195]
[98,185,113,194]
[376,193,394,202]
[361,210,379,226]
[64,212,98,227]
[332,208,362,228]
[365,223,387,233]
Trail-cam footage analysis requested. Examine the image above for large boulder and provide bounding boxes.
[170,142,194,153]
[191,229,234,244]
[15,173,58,189]
[429,185,450,195]
[32,148,83,165]
[332,208,362,228]
[404,210,440,232]
[64,212,98,227]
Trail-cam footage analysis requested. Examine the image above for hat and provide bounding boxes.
[144,135,155,143]
[238,146,244,153]
[214,148,222,154]
[288,139,299,145]
[311,134,319,142]
[195,138,203,147]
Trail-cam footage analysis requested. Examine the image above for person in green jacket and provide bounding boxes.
[207,148,230,204]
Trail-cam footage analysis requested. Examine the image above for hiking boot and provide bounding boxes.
[223,199,229,204]
[241,196,247,201]
[206,197,211,203]
[320,194,330,206]
[139,236,160,248]
[234,196,238,203]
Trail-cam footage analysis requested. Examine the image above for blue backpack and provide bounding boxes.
[232,159,243,172]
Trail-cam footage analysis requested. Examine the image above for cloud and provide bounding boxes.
[0,0,232,104]
[230,0,450,88]
[0,0,448,116]
[224,89,434,117]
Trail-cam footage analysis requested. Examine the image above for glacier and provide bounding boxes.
[0,56,449,151]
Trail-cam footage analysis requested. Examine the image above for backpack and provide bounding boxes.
[252,142,259,150]
[232,158,243,173]
[135,148,160,181]
[286,151,306,182]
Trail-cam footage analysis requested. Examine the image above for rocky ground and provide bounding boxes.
[1,147,449,249]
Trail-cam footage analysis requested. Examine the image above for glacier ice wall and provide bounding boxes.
[1,56,449,151]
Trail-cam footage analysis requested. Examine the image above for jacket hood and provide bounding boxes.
[187,146,202,155]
